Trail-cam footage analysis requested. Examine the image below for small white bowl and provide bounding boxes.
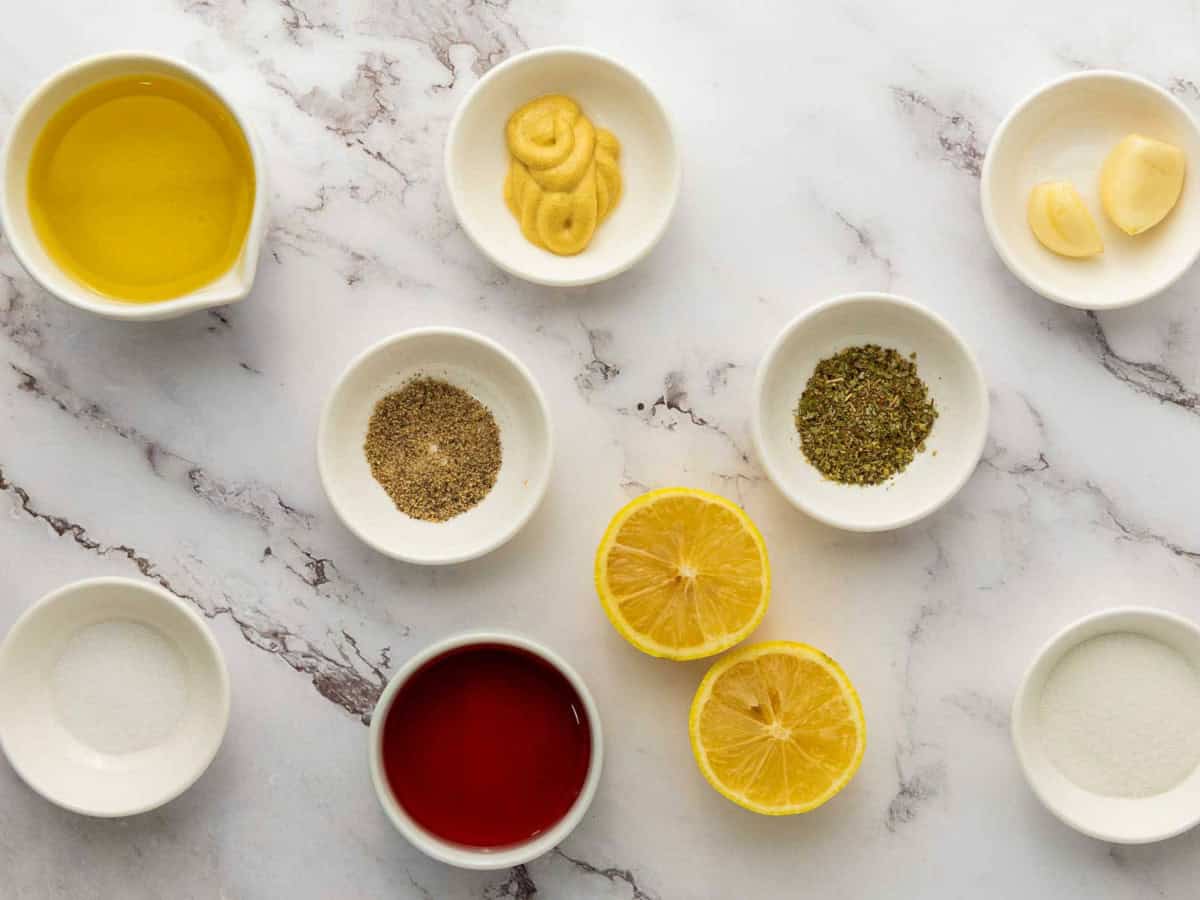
[981,71,1200,310]
[1012,607,1200,844]
[318,328,553,565]
[0,577,230,817]
[752,293,988,532]
[445,46,680,286]
[368,630,603,870]
[0,51,268,321]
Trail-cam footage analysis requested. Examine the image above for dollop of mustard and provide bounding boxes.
[504,95,622,255]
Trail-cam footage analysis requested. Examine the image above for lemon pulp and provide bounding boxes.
[594,487,770,660]
[27,73,255,302]
[690,641,866,815]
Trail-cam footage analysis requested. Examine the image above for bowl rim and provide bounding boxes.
[751,291,989,532]
[0,575,232,818]
[443,44,681,287]
[0,49,268,321]
[979,69,1200,311]
[1010,605,1200,844]
[316,326,554,565]
[367,629,604,869]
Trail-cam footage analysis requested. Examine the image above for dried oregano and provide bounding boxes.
[795,345,937,485]
[364,378,501,521]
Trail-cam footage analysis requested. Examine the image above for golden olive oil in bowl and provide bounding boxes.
[27,72,255,303]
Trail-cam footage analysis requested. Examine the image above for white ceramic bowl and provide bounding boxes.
[981,71,1200,310]
[445,46,680,286]
[368,630,603,869]
[752,293,988,532]
[0,51,268,321]
[1012,607,1200,844]
[318,328,553,565]
[0,577,230,817]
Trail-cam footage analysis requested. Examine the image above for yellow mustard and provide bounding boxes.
[504,95,622,255]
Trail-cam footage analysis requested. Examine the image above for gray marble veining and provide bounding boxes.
[4,1,1200,897]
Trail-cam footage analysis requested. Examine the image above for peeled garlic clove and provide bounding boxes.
[536,164,598,255]
[1027,181,1103,258]
[1100,133,1187,235]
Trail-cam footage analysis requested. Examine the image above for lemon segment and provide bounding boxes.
[594,488,770,660]
[689,641,866,815]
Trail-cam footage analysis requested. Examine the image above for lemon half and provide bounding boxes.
[594,488,770,660]
[690,641,866,815]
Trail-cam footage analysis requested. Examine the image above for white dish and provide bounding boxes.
[1012,607,1200,844]
[368,630,603,870]
[0,51,268,321]
[981,70,1200,310]
[445,45,680,286]
[752,293,988,532]
[318,328,553,565]
[0,577,230,817]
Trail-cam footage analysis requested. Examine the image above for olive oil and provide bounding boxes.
[27,73,255,303]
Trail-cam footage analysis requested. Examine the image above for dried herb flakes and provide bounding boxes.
[795,345,937,485]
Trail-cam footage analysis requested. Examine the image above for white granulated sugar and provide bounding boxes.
[1039,631,1200,798]
[52,620,189,755]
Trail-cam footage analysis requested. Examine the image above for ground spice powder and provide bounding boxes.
[364,377,502,522]
[795,344,937,485]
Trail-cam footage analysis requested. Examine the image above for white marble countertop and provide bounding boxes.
[3,1,1200,897]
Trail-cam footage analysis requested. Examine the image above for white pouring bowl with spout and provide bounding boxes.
[0,51,268,321]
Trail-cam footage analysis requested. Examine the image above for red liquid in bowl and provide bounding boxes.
[380,643,592,848]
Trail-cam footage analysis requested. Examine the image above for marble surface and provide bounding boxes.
[3,1,1200,897]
